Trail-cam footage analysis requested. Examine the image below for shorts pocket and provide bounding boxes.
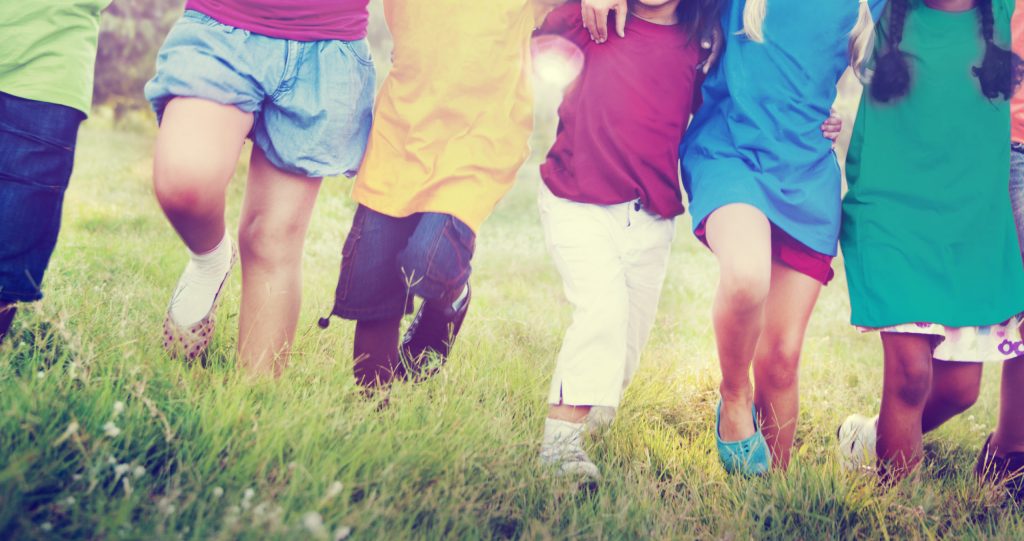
[342,39,375,67]
[334,207,368,302]
[424,218,476,290]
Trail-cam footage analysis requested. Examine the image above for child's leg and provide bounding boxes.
[704,204,773,441]
[153,98,253,253]
[876,332,934,482]
[397,213,476,374]
[752,262,822,469]
[235,147,322,376]
[993,358,1024,454]
[354,317,405,388]
[620,218,675,397]
[325,206,419,388]
[920,360,982,433]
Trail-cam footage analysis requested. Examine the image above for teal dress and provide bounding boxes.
[842,0,1024,328]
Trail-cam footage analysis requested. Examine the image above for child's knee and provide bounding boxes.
[153,160,226,215]
[238,213,305,266]
[757,339,803,390]
[718,265,771,310]
[893,359,933,406]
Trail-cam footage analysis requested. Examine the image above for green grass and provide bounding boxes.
[1,114,1021,540]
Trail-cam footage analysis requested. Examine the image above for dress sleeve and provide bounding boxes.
[534,1,590,48]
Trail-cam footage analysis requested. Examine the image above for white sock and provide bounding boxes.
[168,233,233,326]
[541,418,585,457]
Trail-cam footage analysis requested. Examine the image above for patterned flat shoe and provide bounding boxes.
[162,246,237,363]
[715,399,771,476]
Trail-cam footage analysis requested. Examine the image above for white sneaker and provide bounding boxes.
[837,414,878,471]
[540,418,602,484]
[540,444,602,482]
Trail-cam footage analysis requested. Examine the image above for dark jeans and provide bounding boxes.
[0,91,84,303]
[328,204,476,321]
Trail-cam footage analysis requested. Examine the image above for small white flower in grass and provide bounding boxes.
[133,465,146,478]
[72,474,83,482]
[37,370,45,379]
[107,456,118,465]
[112,401,125,417]
[212,486,224,499]
[325,481,344,500]
[243,488,255,501]
[334,526,353,541]
[40,522,53,532]
[103,421,121,438]
[62,496,76,507]
[301,512,329,540]
[114,463,130,477]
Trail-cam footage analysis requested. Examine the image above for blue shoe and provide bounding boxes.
[715,399,771,476]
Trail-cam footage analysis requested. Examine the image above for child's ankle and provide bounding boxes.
[548,403,592,424]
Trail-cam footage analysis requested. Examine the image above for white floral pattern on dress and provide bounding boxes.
[858,313,1024,362]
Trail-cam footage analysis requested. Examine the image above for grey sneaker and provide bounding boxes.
[541,444,601,483]
[837,414,878,471]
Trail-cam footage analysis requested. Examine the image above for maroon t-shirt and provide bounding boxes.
[537,5,703,219]
[186,0,369,41]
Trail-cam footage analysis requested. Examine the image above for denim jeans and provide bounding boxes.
[328,205,476,321]
[0,91,84,303]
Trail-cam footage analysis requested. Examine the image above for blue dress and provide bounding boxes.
[680,0,886,256]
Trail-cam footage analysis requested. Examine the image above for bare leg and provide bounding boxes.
[549,404,592,424]
[920,359,982,433]
[752,262,822,469]
[0,302,14,344]
[153,98,253,253]
[353,317,404,388]
[705,204,772,441]
[236,147,322,377]
[876,332,934,482]
[993,357,1024,455]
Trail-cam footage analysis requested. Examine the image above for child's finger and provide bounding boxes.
[581,5,598,41]
[613,3,627,39]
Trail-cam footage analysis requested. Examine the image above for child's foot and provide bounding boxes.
[837,414,878,471]
[715,398,770,476]
[402,283,471,380]
[540,418,602,485]
[975,433,1024,501]
[163,235,236,362]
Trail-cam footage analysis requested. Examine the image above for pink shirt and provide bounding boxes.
[186,0,369,42]
[537,5,704,219]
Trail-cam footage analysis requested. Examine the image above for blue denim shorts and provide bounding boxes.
[327,205,476,321]
[1011,143,1024,259]
[144,10,375,178]
[0,91,84,303]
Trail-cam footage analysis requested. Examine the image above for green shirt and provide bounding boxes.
[842,0,1024,328]
[0,0,112,114]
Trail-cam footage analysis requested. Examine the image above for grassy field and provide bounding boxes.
[1,101,1022,539]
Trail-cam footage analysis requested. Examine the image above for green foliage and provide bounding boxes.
[0,122,1021,540]
[94,0,184,114]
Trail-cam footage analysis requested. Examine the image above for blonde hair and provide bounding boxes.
[740,0,876,71]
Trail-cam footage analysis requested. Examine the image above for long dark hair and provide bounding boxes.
[871,0,1021,102]
[676,0,722,40]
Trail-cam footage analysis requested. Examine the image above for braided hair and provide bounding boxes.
[871,0,1021,102]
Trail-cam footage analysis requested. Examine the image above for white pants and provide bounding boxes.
[539,184,676,409]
